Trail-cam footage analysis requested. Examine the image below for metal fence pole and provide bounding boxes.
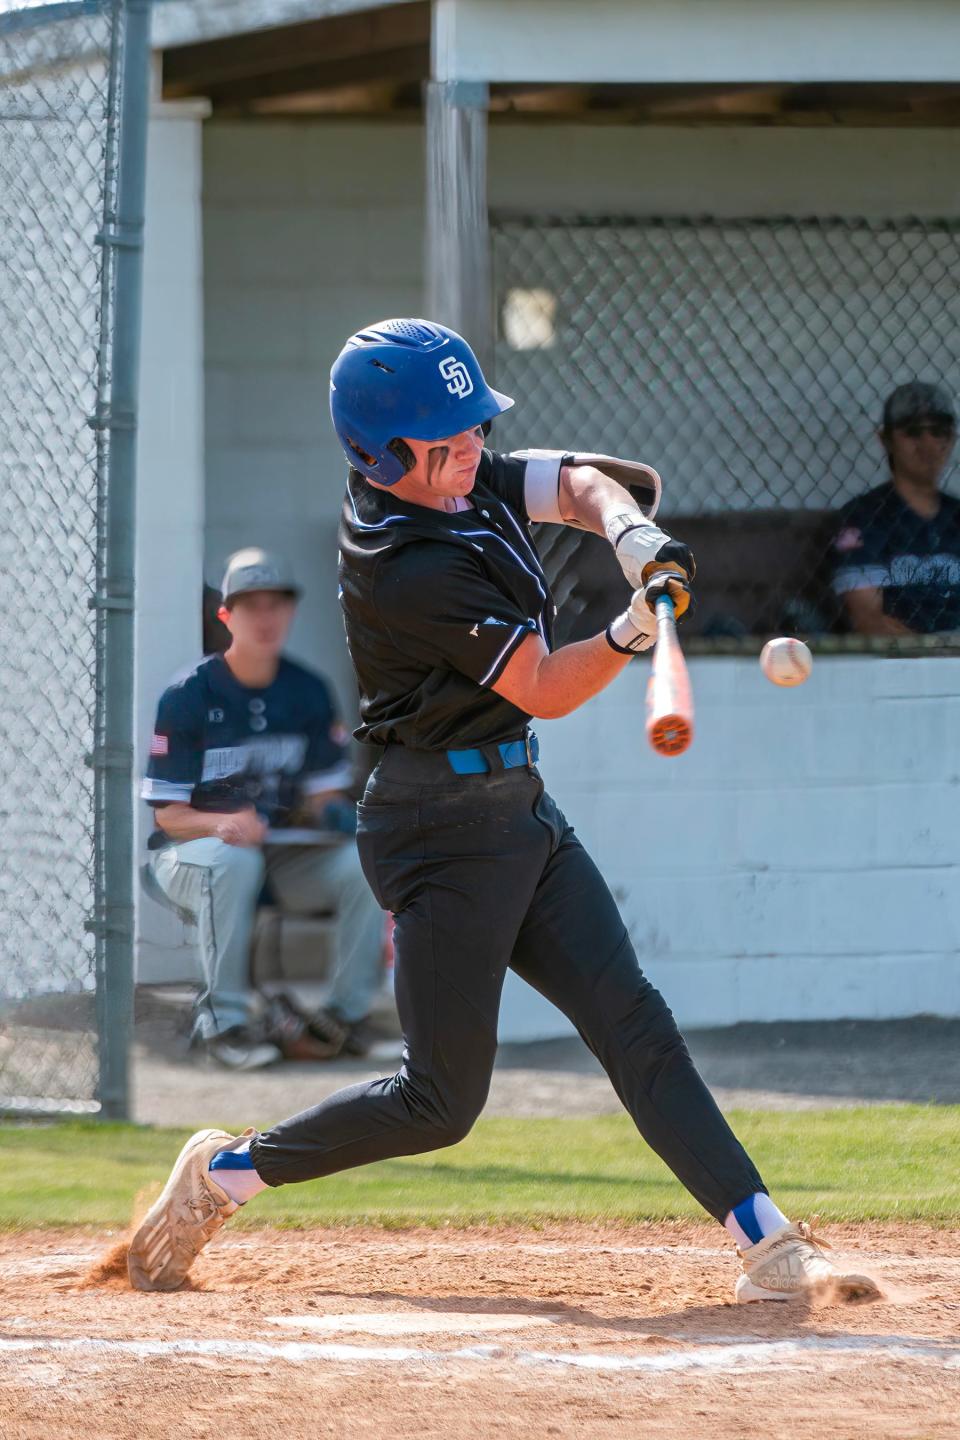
[425,80,492,368]
[95,0,152,1120]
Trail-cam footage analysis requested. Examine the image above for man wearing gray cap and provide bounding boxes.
[141,548,385,1069]
[832,381,960,635]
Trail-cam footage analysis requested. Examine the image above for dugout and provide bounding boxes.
[127,0,960,1030]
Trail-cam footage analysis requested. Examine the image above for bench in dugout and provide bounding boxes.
[538,509,841,645]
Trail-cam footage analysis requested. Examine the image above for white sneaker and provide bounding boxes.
[190,1016,281,1071]
[127,1128,252,1292]
[735,1220,881,1303]
[205,1030,282,1071]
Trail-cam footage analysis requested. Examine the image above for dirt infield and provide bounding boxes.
[2,1224,958,1439]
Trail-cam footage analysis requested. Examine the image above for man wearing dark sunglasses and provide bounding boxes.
[832,381,960,636]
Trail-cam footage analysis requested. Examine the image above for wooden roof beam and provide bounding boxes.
[199,44,429,110]
[162,1,429,98]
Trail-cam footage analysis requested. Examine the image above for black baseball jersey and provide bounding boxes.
[338,449,555,749]
[142,654,351,847]
[831,481,960,633]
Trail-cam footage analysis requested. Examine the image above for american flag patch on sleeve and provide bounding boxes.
[150,734,169,757]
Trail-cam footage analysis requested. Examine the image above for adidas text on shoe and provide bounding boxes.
[735,1220,881,1304]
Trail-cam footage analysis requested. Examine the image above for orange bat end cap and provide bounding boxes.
[648,713,693,757]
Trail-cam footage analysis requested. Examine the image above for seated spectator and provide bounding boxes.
[832,382,960,636]
[142,548,386,1070]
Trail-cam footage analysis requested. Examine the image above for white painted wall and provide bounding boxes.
[135,98,209,984]
[489,126,960,218]
[436,0,960,84]
[520,657,960,1032]
[200,118,960,1030]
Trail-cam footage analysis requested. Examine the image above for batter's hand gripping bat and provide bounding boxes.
[645,594,694,757]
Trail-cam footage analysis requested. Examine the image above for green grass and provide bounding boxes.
[1,1108,957,1230]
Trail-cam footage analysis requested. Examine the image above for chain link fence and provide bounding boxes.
[491,214,960,652]
[0,0,149,1116]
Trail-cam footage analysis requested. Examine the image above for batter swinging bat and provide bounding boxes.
[646,594,694,757]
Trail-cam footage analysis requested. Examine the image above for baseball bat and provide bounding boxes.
[645,594,694,757]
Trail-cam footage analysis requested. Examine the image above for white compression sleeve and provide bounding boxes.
[512,449,566,524]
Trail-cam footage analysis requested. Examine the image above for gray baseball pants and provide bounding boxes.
[151,837,384,1033]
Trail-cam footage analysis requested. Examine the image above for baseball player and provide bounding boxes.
[143,549,384,1066]
[128,320,878,1304]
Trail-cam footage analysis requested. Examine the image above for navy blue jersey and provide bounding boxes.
[831,482,960,633]
[142,654,351,847]
[338,448,554,749]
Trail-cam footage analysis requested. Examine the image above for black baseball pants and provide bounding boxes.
[250,745,766,1221]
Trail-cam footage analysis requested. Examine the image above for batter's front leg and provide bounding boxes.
[509,818,767,1222]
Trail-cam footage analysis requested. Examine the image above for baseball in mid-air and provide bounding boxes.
[760,637,813,687]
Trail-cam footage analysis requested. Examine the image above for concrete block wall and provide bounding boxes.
[516,656,960,1034]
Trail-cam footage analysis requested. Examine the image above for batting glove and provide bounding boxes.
[606,516,696,591]
[605,587,660,655]
[642,568,693,620]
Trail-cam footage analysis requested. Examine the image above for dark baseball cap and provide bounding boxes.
[221,548,301,604]
[882,381,956,431]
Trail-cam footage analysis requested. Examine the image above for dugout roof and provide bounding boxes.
[157,0,960,123]
[7,0,960,123]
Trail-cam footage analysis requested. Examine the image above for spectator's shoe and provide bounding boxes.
[267,994,347,1061]
[340,1015,375,1058]
[318,1010,401,1061]
[127,1128,249,1291]
[306,1003,386,1060]
[342,1029,370,1058]
[195,1023,281,1071]
[308,1004,372,1058]
[735,1220,881,1303]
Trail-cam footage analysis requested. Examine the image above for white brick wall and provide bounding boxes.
[522,657,960,1033]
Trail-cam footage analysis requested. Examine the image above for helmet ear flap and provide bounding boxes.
[387,437,416,474]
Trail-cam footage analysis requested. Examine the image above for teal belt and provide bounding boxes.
[446,733,539,775]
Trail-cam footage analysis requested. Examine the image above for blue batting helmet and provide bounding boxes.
[329,318,515,485]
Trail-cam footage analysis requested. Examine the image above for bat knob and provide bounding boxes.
[649,713,692,757]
